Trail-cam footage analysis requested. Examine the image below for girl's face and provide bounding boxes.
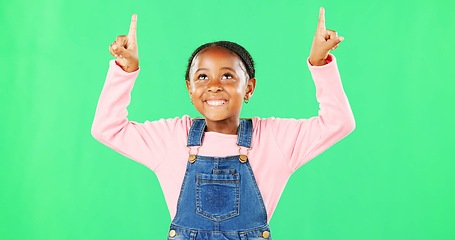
[186,46,255,127]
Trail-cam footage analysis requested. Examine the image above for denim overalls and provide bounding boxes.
[167,119,272,240]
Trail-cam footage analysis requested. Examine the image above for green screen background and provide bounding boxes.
[1,0,454,239]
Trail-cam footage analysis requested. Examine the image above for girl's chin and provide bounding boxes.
[204,116,229,122]
[201,115,237,123]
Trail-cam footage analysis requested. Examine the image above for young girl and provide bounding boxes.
[92,7,355,240]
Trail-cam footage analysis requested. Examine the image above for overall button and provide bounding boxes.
[262,230,270,238]
[188,155,197,163]
[169,230,176,237]
[239,155,248,163]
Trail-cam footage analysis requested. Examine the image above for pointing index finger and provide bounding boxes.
[128,14,137,39]
[317,7,326,31]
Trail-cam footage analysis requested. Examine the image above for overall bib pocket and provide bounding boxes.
[196,173,240,221]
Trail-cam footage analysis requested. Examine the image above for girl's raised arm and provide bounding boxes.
[267,8,355,171]
[92,14,189,171]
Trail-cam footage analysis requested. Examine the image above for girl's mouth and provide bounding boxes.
[205,100,227,106]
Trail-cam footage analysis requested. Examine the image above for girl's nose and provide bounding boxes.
[207,80,223,92]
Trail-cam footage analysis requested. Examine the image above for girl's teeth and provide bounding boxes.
[206,100,226,106]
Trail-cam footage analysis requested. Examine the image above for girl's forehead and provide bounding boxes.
[193,46,242,67]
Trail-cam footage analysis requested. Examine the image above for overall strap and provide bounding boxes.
[187,119,206,147]
[186,118,253,148]
[237,119,253,148]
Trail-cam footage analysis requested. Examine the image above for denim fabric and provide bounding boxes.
[168,119,272,239]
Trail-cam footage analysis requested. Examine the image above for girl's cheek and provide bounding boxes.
[193,82,206,88]
[192,82,208,92]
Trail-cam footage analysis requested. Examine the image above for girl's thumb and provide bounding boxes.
[113,45,131,59]
[326,36,344,50]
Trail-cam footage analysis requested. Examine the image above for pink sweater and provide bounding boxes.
[91,54,355,222]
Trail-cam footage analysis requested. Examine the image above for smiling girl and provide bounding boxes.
[92,7,355,240]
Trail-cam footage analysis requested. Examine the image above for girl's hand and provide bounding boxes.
[109,14,139,72]
[309,7,344,66]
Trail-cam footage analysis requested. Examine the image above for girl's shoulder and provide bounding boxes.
[142,115,193,134]
[251,116,309,135]
[251,116,308,127]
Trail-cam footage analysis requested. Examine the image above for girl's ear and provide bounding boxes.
[245,78,256,99]
[186,80,192,95]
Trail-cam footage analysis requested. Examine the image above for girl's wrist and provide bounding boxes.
[115,60,139,72]
[309,54,333,66]
[309,58,327,66]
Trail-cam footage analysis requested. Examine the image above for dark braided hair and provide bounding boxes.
[185,41,255,81]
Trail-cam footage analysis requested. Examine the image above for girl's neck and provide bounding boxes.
[205,118,239,135]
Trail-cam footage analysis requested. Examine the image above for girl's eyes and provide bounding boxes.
[222,74,233,80]
[196,73,234,80]
[197,74,208,80]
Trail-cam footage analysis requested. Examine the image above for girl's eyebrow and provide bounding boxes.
[195,67,236,73]
[195,68,209,73]
[221,67,235,72]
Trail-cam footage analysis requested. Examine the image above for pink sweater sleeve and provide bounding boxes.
[91,60,190,171]
[267,54,355,172]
